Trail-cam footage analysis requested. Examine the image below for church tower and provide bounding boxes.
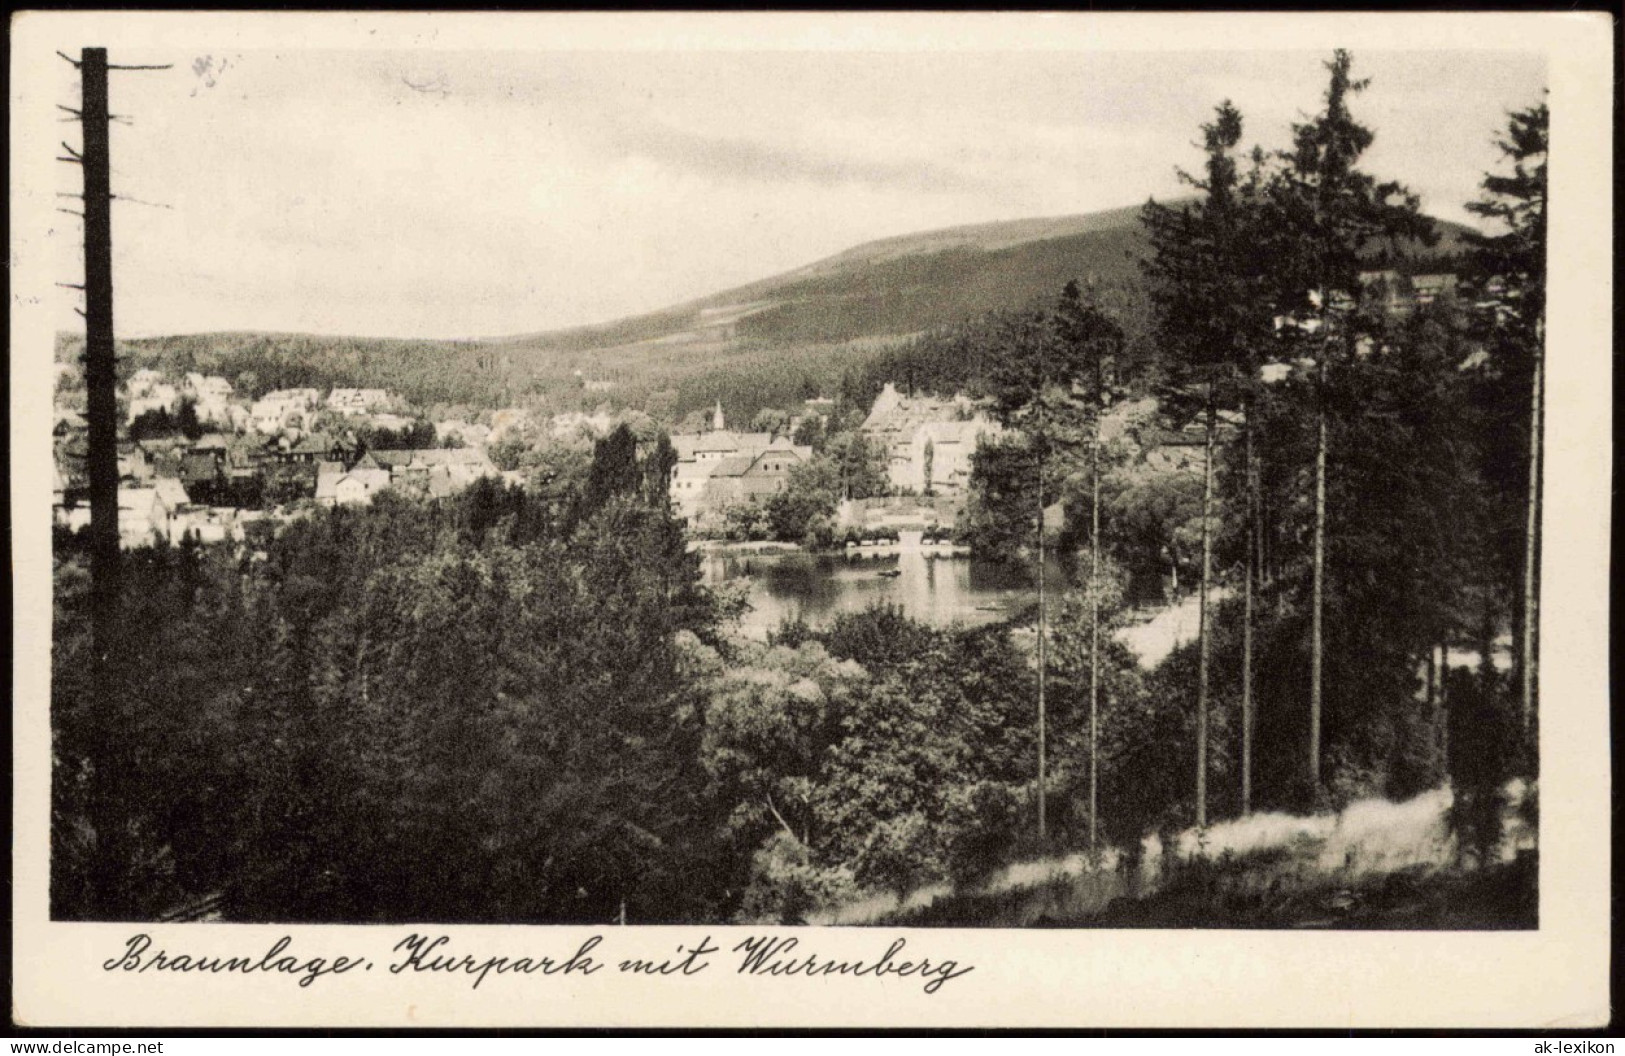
[712,400,725,432]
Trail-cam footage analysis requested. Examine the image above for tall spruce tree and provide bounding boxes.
[985,287,1119,840]
[1259,51,1433,803]
[1052,281,1123,850]
[1466,101,1547,744]
[1143,101,1271,825]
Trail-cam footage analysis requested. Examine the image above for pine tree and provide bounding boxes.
[580,423,643,522]
[1052,281,1123,850]
[1259,51,1434,803]
[1466,100,1547,745]
[1143,101,1271,824]
[984,286,1120,840]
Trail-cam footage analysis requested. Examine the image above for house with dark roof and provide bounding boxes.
[696,445,812,522]
[278,432,359,465]
[180,452,222,491]
[191,433,232,457]
[667,407,798,521]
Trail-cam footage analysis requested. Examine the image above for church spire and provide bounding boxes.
[712,400,725,432]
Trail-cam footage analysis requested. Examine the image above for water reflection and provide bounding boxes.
[702,549,1074,639]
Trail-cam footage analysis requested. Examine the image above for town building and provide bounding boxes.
[116,440,153,483]
[326,388,391,414]
[369,447,501,493]
[668,460,717,522]
[127,368,166,395]
[672,428,777,465]
[182,373,237,427]
[152,476,191,513]
[278,432,357,465]
[126,383,180,424]
[115,486,175,548]
[697,445,812,515]
[315,460,392,506]
[666,403,809,523]
[251,389,321,434]
[859,383,1001,496]
[311,447,502,506]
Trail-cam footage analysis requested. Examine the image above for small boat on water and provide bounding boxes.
[876,569,903,578]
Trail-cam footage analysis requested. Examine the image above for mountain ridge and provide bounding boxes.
[484,200,1473,356]
[93,202,1476,419]
[484,202,1181,350]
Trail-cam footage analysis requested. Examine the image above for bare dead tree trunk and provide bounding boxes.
[1036,460,1047,842]
[1196,385,1216,829]
[81,48,120,659]
[1256,411,1269,594]
[1241,387,1256,815]
[1435,641,1450,776]
[1425,641,1440,779]
[1089,400,1102,853]
[1309,356,1328,798]
[1520,329,1542,735]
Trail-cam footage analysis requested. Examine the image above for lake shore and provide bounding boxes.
[691,539,972,558]
[689,539,803,555]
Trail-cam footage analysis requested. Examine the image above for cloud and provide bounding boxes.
[602,118,996,195]
[46,47,1550,339]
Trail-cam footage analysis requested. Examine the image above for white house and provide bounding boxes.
[183,373,233,400]
[315,463,392,506]
[117,486,174,548]
[127,368,166,397]
[908,417,1000,496]
[666,407,786,521]
[126,383,180,423]
[860,383,998,496]
[250,388,322,434]
[669,460,716,522]
[327,388,391,413]
[152,476,190,514]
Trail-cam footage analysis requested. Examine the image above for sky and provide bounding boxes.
[38,44,1546,340]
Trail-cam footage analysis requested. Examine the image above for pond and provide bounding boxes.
[701,546,1204,668]
[701,547,1077,640]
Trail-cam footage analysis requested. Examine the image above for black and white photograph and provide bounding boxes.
[9,10,1612,1030]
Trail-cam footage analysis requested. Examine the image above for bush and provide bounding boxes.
[853,813,942,901]
[1446,668,1517,867]
[942,781,1022,886]
[735,833,857,925]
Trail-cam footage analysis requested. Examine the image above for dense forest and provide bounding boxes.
[53,52,1544,925]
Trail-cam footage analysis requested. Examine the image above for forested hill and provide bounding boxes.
[484,201,1469,354]
[75,204,1474,418]
[491,203,1175,353]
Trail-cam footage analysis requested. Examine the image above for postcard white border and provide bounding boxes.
[9,10,1612,1029]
